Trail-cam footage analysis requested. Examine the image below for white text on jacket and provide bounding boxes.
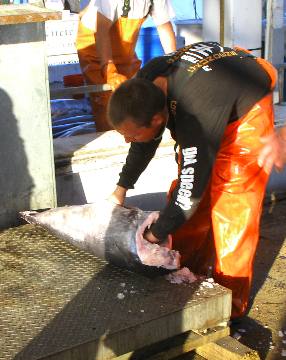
[175,147,197,211]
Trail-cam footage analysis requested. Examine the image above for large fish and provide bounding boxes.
[50,98,92,119]
[20,201,181,275]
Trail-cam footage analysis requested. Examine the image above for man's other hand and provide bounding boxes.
[143,229,160,244]
[258,127,286,173]
[108,185,127,206]
[103,62,127,91]
[107,72,128,91]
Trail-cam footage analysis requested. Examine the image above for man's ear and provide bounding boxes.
[151,113,164,127]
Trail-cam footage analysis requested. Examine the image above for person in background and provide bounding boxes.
[76,0,176,132]
[107,42,277,319]
[258,126,286,173]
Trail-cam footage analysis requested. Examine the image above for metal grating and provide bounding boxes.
[0,224,231,360]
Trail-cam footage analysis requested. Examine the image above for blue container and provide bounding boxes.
[135,27,164,66]
[135,26,185,67]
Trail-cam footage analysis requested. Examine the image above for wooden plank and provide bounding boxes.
[195,335,260,360]
[50,84,112,99]
[114,327,230,360]
[0,4,61,25]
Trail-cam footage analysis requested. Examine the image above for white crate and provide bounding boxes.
[45,11,81,82]
[45,11,79,58]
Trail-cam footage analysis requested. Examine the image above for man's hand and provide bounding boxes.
[258,127,286,173]
[108,185,127,206]
[143,229,160,244]
[102,62,127,91]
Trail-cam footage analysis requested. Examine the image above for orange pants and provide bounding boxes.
[169,58,276,319]
[76,20,142,132]
[76,22,113,131]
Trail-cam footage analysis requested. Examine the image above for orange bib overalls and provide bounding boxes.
[76,2,146,131]
[169,51,277,319]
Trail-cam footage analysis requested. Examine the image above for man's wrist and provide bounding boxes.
[114,185,127,197]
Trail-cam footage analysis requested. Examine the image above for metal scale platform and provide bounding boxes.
[0,224,232,360]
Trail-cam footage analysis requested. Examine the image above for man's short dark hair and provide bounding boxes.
[107,78,166,128]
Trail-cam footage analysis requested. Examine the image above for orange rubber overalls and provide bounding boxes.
[169,50,277,319]
[76,2,146,131]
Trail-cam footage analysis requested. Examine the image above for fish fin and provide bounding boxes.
[19,211,39,225]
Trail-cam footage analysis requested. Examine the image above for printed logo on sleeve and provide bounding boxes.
[167,42,237,74]
[175,147,197,211]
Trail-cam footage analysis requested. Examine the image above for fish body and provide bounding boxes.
[51,98,92,118]
[20,201,180,275]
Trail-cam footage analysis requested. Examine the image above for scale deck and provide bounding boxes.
[0,224,231,360]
